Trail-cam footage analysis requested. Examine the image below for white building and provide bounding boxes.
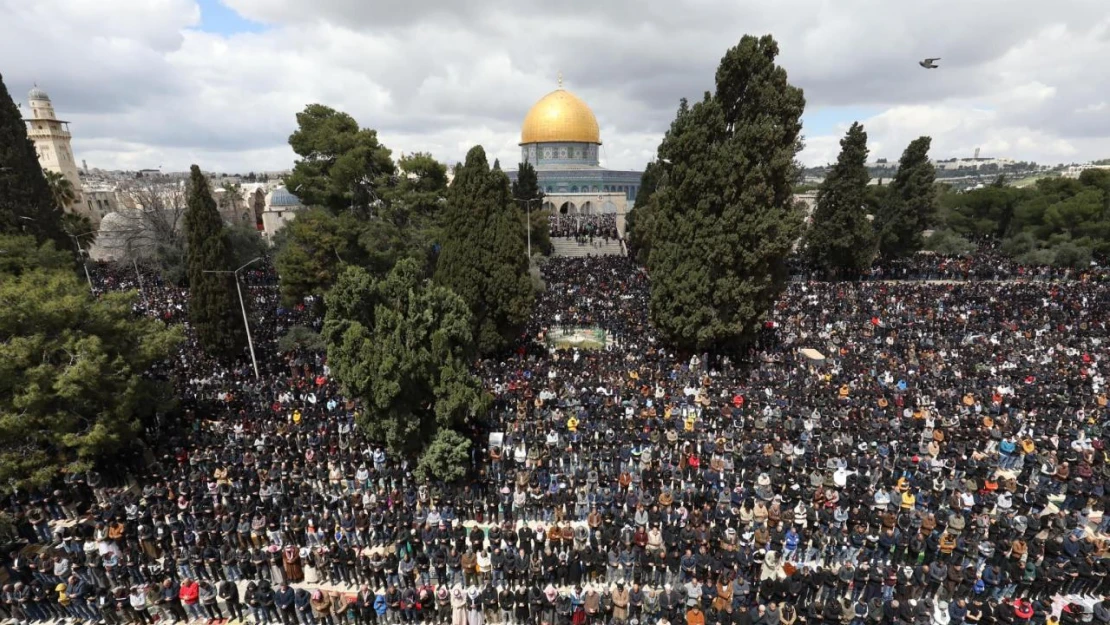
[933,157,1016,171]
[261,186,304,239]
[1062,163,1110,179]
[24,86,92,223]
[83,184,121,221]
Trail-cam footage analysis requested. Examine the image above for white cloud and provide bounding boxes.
[3,0,1110,173]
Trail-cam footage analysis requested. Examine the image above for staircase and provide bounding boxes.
[551,236,625,257]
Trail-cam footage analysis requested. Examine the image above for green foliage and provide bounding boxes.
[225,223,268,269]
[939,168,1110,259]
[274,209,364,305]
[511,161,551,256]
[45,170,77,210]
[323,259,487,455]
[874,137,937,258]
[939,184,1025,239]
[276,143,448,307]
[276,325,324,354]
[645,35,805,351]
[527,209,553,257]
[0,511,16,544]
[0,234,73,275]
[626,160,663,264]
[62,212,97,248]
[0,73,67,249]
[435,146,534,354]
[1051,240,1093,268]
[414,429,472,483]
[924,229,975,255]
[185,165,245,359]
[803,122,876,277]
[286,104,395,214]
[0,235,182,490]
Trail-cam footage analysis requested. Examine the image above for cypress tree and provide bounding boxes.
[185,165,246,359]
[511,161,550,255]
[804,122,876,277]
[875,136,937,258]
[625,159,663,263]
[511,161,544,204]
[435,146,533,354]
[0,73,67,249]
[646,35,805,351]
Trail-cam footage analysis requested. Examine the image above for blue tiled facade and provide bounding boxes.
[507,141,643,202]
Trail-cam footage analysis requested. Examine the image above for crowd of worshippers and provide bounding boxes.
[790,243,1108,284]
[3,252,1110,625]
[548,214,619,242]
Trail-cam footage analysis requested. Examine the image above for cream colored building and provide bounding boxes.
[84,185,121,220]
[24,86,93,223]
[261,186,304,239]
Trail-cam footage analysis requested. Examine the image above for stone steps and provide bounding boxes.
[551,237,625,257]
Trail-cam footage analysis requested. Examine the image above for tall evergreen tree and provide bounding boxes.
[285,104,394,214]
[324,259,486,455]
[803,122,876,277]
[435,146,533,354]
[511,161,550,255]
[875,136,937,258]
[625,159,663,263]
[184,165,245,358]
[0,73,67,249]
[0,235,182,489]
[646,35,805,351]
[511,161,544,204]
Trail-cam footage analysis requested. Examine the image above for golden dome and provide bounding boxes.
[520,88,601,145]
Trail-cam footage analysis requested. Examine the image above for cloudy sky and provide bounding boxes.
[3,0,1109,174]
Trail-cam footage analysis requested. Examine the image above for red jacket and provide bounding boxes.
[179,581,199,605]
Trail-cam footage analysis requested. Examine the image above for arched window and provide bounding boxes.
[571,186,578,193]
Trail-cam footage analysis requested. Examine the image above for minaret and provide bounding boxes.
[25,85,86,216]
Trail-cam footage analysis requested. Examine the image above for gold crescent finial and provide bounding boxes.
[558,72,563,89]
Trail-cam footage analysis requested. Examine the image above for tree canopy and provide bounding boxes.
[936,170,1110,265]
[645,35,805,351]
[625,160,663,264]
[276,118,449,309]
[874,136,937,258]
[435,146,534,354]
[323,258,487,454]
[274,209,362,305]
[414,429,472,483]
[803,122,876,277]
[0,234,182,490]
[511,161,552,256]
[285,104,395,214]
[184,165,246,358]
[0,73,67,249]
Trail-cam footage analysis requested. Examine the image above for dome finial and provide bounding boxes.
[557,71,563,89]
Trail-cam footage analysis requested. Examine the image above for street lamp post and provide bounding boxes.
[204,256,263,379]
[124,241,147,305]
[66,229,98,293]
[513,197,543,262]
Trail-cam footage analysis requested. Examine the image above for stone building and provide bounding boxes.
[506,78,643,235]
[24,85,92,223]
[261,186,304,239]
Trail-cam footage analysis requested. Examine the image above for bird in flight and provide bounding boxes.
[919,58,941,69]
